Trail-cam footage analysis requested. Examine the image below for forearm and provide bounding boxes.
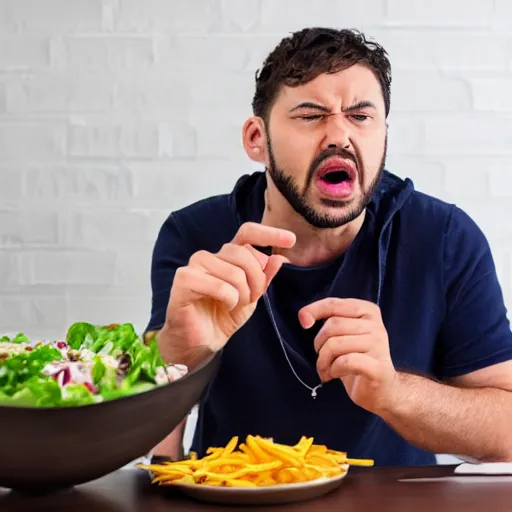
[378,372,512,462]
[152,417,187,460]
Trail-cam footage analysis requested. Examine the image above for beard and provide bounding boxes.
[266,136,387,229]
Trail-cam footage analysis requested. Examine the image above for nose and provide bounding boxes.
[320,114,352,152]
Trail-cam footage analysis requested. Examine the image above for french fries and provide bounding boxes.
[137,435,374,488]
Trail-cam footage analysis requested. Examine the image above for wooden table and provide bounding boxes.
[1,464,512,511]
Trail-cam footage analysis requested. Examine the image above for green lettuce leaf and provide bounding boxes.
[0,377,63,407]
[0,333,30,344]
[92,356,117,391]
[60,384,96,406]
[66,322,97,350]
[100,381,155,401]
[2,387,38,406]
[66,322,140,356]
[0,344,63,396]
[12,333,30,344]
[123,339,165,385]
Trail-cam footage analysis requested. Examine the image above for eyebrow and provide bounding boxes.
[289,102,330,113]
[289,100,377,113]
[343,100,376,112]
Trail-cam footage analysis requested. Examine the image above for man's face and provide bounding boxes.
[263,64,387,229]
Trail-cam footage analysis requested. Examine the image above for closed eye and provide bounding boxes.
[297,115,325,122]
[350,114,370,122]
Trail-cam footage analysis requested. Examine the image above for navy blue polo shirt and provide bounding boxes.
[147,170,512,466]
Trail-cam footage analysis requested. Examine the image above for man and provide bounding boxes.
[146,27,512,466]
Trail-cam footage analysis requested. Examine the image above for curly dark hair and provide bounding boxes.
[252,27,392,123]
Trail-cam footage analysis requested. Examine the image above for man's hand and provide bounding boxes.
[158,222,296,370]
[299,298,512,463]
[299,298,397,414]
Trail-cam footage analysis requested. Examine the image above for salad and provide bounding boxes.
[0,323,188,407]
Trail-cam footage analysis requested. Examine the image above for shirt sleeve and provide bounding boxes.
[145,213,195,333]
[435,206,512,379]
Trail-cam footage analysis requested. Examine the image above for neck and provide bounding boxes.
[261,181,366,267]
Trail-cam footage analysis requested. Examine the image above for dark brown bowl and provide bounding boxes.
[0,352,221,495]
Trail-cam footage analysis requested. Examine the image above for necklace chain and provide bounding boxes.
[263,293,323,399]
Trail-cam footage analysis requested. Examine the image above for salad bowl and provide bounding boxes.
[0,323,221,494]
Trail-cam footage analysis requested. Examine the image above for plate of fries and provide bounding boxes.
[137,435,373,505]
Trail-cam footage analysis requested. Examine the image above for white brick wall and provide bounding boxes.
[0,1,511,366]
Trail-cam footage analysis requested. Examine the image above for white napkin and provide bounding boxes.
[399,461,512,483]
[455,462,512,475]
[401,476,512,483]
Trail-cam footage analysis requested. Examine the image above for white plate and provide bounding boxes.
[153,465,349,506]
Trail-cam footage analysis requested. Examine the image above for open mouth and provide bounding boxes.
[317,163,356,183]
[320,170,352,184]
[314,160,357,198]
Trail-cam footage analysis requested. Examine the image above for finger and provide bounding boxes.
[313,317,372,353]
[263,255,289,289]
[245,244,270,269]
[299,298,379,328]
[171,266,240,311]
[217,244,267,303]
[189,249,252,307]
[245,245,290,289]
[316,335,371,381]
[330,353,382,381]
[232,222,296,250]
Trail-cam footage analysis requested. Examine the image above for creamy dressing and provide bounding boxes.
[0,342,31,356]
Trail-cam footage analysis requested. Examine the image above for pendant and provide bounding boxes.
[311,384,322,399]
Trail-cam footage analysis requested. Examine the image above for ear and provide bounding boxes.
[242,116,267,164]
